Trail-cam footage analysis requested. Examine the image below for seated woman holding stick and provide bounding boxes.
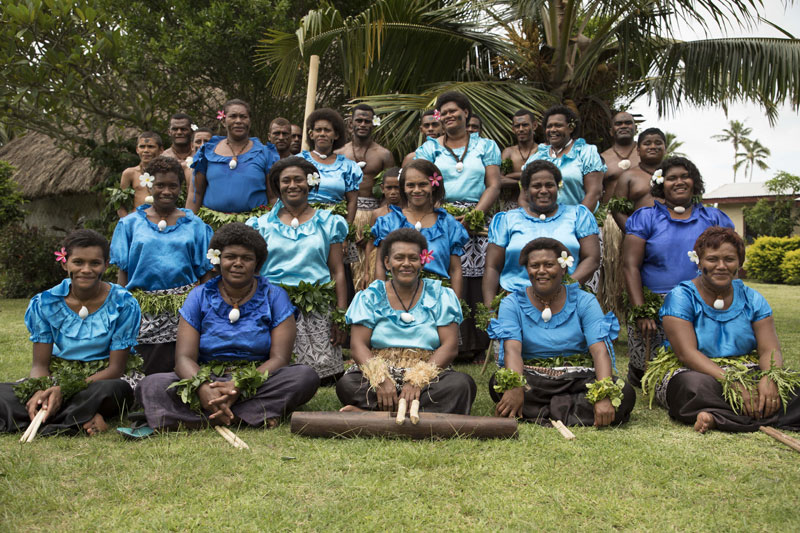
[137,223,320,430]
[488,237,635,427]
[0,229,141,437]
[642,227,800,433]
[337,228,476,418]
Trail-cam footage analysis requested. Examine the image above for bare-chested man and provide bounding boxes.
[335,103,395,289]
[611,127,666,231]
[268,117,293,159]
[401,109,444,167]
[360,167,402,290]
[467,114,483,136]
[600,111,640,204]
[191,128,212,152]
[118,132,164,217]
[289,124,302,155]
[499,108,538,210]
[162,113,194,165]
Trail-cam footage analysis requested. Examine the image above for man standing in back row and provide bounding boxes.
[600,111,640,204]
[499,109,538,210]
[268,117,293,159]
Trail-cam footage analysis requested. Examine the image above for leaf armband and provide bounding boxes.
[231,363,268,400]
[493,368,529,394]
[500,158,514,175]
[585,377,625,409]
[624,287,663,323]
[606,196,634,215]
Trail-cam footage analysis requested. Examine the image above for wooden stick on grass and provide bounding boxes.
[395,398,407,425]
[20,409,47,443]
[215,426,250,450]
[550,419,576,441]
[760,426,800,453]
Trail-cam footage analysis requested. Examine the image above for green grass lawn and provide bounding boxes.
[1,282,799,532]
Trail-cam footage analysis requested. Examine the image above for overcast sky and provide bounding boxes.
[628,0,799,195]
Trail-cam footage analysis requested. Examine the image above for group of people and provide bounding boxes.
[1,92,799,439]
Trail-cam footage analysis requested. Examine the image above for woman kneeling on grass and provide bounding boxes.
[642,226,800,433]
[488,237,635,427]
[136,223,319,430]
[337,228,477,415]
[0,230,142,436]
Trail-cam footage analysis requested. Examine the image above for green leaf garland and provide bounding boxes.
[585,377,626,409]
[493,368,528,393]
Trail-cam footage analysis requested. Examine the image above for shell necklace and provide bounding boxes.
[69,282,104,320]
[549,138,573,159]
[528,203,557,221]
[666,200,692,215]
[531,284,562,323]
[220,278,256,324]
[226,139,249,170]
[700,277,729,310]
[391,278,420,324]
[517,142,536,163]
[284,204,310,229]
[353,140,372,169]
[443,134,469,173]
[312,149,331,160]
[612,144,636,170]
[406,209,433,231]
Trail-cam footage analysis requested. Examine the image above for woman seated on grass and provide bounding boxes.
[337,228,476,415]
[136,223,320,430]
[0,229,141,436]
[642,227,800,433]
[488,237,635,427]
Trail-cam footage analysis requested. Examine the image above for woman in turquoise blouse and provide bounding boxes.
[337,228,476,414]
[488,237,634,427]
[247,156,348,382]
[642,227,800,433]
[0,230,141,436]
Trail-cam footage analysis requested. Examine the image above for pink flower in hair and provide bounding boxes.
[428,172,442,187]
[216,110,226,121]
[54,247,67,263]
[420,249,434,265]
[433,110,441,121]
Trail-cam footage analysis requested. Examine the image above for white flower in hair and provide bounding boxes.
[138,172,154,188]
[206,248,221,265]
[651,169,664,185]
[372,115,381,127]
[307,172,321,187]
[618,159,631,170]
[557,251,574,269]
[687,250,699,264]
[191,123,198,131]
[185,155,193,166]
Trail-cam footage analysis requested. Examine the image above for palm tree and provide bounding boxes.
[712,120,752,182]
[257,0,800,155]
[735,139,771,182]
[664,132,686,158]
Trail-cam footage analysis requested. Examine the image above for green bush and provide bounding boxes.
[0,224,64,298]
[744,236,800,283]
[0,160,26,228]
[780,249,800,285]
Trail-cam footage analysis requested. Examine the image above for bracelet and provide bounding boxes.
[403,361,441,389]
[360,357,395,391]
[231,363,268,400]
[585,377,625,409]
[167,366,213,412]
[493,368,528,393]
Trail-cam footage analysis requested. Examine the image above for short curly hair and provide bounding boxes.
[399,159,446,205]
[435,91,472,115]
[144,155,185,186]
[223,98,251,115]
[380,228,429,263]
[521,160,562,189]
[519,237,570,267]
[267,156,320,201]
[650,156,705,199]
[209,223,268,272]
[541,105,579,136]
[694,226,745,265]
[62,229,110,262]
[306,108,347,150]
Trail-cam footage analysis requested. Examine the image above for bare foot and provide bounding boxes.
[265,418,279,429]
[694,412,716,434]
[339,405,364,412]
[83,414,109,436]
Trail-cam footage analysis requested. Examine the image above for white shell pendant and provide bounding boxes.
[618,159,631,170]
[541,307,552,322]
[455,162,464,172]
[144,195,154,204]
[228,307,241,324]
[229,159,238,170]
[414,221,422,231]
[713,298,725,310]
[400,312,415,323]
[78,305,89,319]
[539,214,546,220]
[157,219,167,231]
[673,206,686,214]
[357,161,367,168]
[290,217,300,229]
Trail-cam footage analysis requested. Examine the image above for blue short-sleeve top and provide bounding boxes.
[660,279,772,358]
[246,200,348,286]
[191,136,279,212]
[523,138,607,207]
[24,279,141,362]
[488,205,598,293]
[346,279,463,351]
[414,133,501,203]
[179,276,297,363]
[110,206,214,290]
[371,205,469,279]
[487,283,619,366]
[625,202,734,293]
[299,151,363,204]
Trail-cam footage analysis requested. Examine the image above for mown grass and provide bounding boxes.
[1,282,799,532]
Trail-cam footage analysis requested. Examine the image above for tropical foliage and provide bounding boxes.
[735,138,771,182]
[712,120,753,182]
[743,171,800,239]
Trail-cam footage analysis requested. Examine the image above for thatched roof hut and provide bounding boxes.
[0,131,109,199]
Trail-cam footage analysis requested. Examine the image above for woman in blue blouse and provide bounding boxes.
[488,237,635,426]
[137,223,319,429]
[483,160,600,303]
[337,228,476,414]
[187,98,280,215]
[523,105,606,210]
[371,159,469,297]
[623,157,733,387]
[247,156,348,382]
[643,227,800,433]
[0,230,141,436]
[112,156,215,374]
